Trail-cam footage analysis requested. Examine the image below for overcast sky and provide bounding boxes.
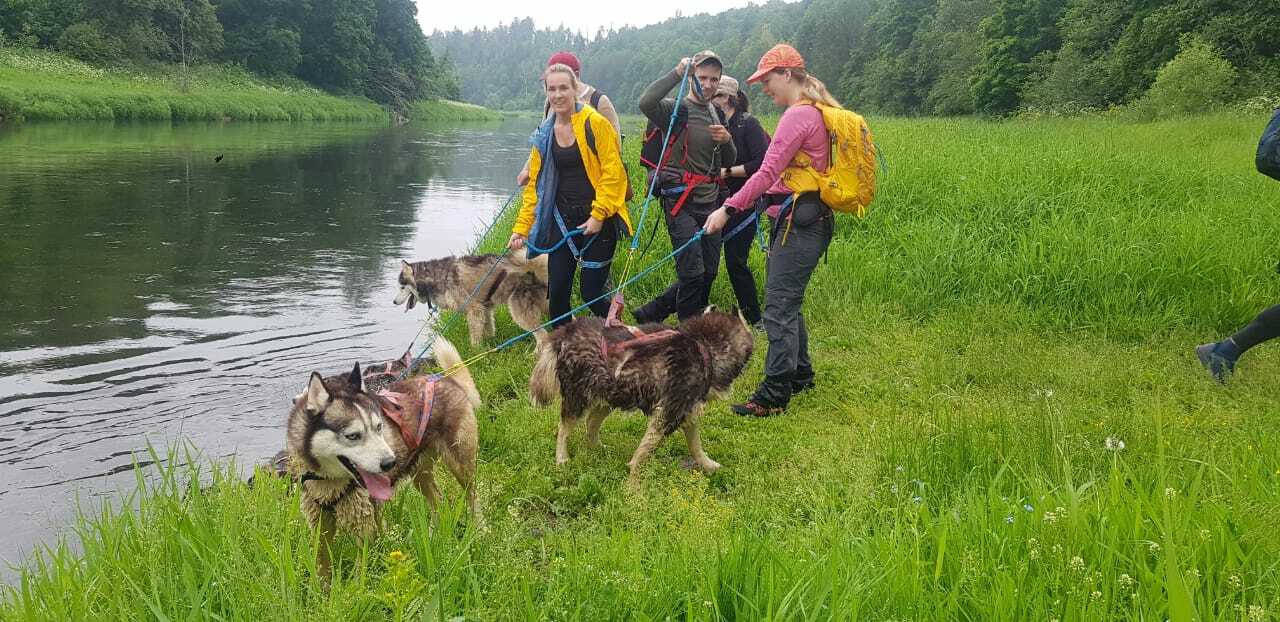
[418,0,776,38]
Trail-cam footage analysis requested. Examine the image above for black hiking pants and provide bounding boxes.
[547,213,619,329]
[1231,303,1280,354]
[634,197,721,322]
[720,202,762,325]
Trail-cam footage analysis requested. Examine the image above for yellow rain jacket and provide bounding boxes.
[514,105,632,248]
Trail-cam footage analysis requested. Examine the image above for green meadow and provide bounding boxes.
[0,48,499,124]
[3,113,1279,621]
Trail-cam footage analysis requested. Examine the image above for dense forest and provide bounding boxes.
[0,0,460,107]
[430,0,1280,116]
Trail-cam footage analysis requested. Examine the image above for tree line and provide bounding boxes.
[430,0,1280,116]
[0,0,460,107]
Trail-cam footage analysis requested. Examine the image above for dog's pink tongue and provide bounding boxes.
[358,469,394,501]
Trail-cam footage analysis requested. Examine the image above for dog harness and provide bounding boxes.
[599,326,711,369]
[375,375,439,451]
[481,270,508,305]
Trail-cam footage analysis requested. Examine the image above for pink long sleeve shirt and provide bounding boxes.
[722,104,829,217]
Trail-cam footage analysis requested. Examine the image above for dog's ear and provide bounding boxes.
[303,372,330,415]
[400,261,413,278]
[348,363,363,393]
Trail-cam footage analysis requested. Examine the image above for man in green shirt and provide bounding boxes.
[632,50,737,323]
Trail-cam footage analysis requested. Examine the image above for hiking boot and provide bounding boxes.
[1195,341,1237,383]
[731,400,784,417]
[631,304,661,325]
[791,378,816,395]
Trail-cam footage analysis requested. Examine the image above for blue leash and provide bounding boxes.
[629,61,695,252]
[398,189,520,378]
[490,230,707,353]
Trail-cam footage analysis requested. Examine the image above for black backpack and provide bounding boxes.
[639,103,727,197]
[1257,108,1280,182]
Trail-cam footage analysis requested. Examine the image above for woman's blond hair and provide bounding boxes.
[542,63,579,91]
[774,67,842,108]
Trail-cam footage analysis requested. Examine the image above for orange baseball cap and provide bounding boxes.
[747,43,805,84]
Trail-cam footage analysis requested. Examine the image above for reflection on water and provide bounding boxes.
[0,119,536,569]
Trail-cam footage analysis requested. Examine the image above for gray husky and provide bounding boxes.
[394,248,549,347]
[528,307,754,480]
[284,335,480,582]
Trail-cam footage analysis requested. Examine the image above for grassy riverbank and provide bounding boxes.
[0,48,501,123]
[3,114,1280,620]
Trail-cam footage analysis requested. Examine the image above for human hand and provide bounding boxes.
[708,124,731,144]
[507,233,526,250]
[703,207,730,235]
[579,216,603,236]
[674,57,691,75]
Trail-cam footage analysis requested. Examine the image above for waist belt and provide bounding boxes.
[663,171,715,217]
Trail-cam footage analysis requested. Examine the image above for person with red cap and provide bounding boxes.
[517,51,622,187]
[509,63,631,329]
[703,43,844,417]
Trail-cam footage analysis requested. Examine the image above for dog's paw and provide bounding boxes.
[680,455,721,474]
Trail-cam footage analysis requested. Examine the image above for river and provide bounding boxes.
[0,119,535,570]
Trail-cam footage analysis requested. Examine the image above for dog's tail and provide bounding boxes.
[528,338,560,407]
[505,247,550,285]
[433,335,481,409]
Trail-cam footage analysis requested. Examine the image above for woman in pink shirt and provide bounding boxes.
[704,44,840,417]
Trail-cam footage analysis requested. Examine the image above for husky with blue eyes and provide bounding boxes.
[283,336,480,583]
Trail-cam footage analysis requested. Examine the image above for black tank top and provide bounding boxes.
[552,138,595,219]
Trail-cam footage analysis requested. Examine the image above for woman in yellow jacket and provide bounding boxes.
[508,63,632,328]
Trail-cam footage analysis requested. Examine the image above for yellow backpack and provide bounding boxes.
[781,102,878,217]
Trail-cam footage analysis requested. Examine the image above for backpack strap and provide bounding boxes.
[584,117,597,157]
[589,88,603,111]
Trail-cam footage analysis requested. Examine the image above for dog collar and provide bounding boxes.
[299,475,356,512]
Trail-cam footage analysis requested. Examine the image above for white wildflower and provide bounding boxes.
[1104,436,1125,451]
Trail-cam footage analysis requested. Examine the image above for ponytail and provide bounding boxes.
[798,70,842,108]
[773,67,842,108]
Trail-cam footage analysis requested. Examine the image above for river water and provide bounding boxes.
[0,119,535,570]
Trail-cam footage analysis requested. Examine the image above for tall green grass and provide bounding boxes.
[412,100,507,123]
[3,113,1279,621]
[0,48,387,122]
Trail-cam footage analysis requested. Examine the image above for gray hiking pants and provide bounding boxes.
[753,194,833,406]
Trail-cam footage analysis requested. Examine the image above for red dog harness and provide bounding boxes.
[375,376,438,451]
[599,325,711,369]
